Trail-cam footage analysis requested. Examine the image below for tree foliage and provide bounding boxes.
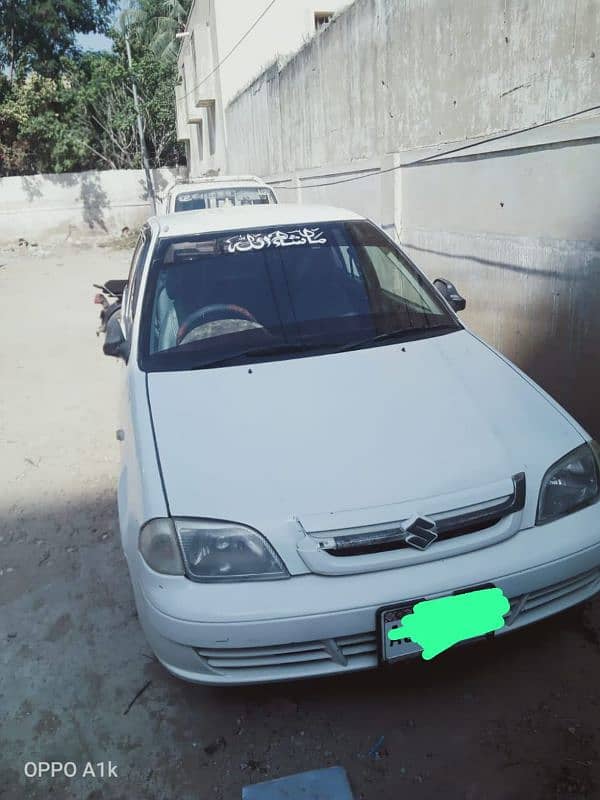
[0,68,92,174]
[0,0,117,79]
[123,0,190,60]
[0,0,191,176]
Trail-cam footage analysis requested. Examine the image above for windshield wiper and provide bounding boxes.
[168,324,458,369]
[192,341,324,369]
[335,324,458,354]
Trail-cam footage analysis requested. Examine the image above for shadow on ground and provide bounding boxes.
[2,492,600,800]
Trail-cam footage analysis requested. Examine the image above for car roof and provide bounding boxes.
[151,204,365,238]
[170,179,272,193]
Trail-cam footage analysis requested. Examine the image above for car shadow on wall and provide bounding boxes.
[516,321,600,441]
[403,240,600,440]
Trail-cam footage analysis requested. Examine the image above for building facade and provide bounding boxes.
[175,0,349,177]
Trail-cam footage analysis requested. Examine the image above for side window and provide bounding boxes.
[123,229,151,332]
[365,246,440,313]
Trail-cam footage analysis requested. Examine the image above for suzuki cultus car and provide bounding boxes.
[101,204,600,684]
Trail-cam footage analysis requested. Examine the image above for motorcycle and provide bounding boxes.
[93,280,127,337]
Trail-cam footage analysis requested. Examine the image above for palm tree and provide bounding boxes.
[120,0,191,62]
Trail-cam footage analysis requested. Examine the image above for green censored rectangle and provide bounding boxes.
[387,587,510,660]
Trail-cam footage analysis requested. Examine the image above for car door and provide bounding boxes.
[117,224,166,563]
[122,226,152,341]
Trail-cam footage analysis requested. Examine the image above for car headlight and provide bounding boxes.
[139,519,185,575]
[536,442,600,525]
[174,519,289,582]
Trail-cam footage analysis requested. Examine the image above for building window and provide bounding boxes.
[315,11,333,29]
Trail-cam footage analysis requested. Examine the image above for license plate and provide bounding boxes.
[378,601,425,663]
[377,584,506,663]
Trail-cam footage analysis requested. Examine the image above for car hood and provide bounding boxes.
[147,330,583,528]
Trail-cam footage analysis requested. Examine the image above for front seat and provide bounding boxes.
[155,270,187,352]
[155,263,222,351]
[288,249,356,321]
[157,292,179,351]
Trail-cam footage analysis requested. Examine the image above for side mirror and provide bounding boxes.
[434,278,466,313]
[104,279,128,300]
[103,310,129,360]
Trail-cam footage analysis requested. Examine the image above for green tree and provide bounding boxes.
[0,0,118,80]
[123,0,191,60]
[0,68,93,174]
[72,44,185,170]
[0,0,188,176]
[70,52,139,170]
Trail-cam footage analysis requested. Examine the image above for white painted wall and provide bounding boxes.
[0,167,181,244]
[214,0,349,108]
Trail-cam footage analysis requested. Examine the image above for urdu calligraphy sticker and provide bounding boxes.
[224,227,328,253]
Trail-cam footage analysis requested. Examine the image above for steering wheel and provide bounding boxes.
[176,304,258,345]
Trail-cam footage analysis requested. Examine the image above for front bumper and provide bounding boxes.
[132,504,600,685]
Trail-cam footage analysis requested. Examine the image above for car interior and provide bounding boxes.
[151,241,372,353]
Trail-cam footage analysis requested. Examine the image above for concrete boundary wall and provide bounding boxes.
[0,167,181,244]
[227,0,600,173]
[265,126,600,437]
[268,155,396,232]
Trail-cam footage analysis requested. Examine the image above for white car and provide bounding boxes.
[103,204,600,685]
[160,175,277,214]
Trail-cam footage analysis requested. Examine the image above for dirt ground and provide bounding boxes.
[1,243,600,800]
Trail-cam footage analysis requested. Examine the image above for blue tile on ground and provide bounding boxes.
[242,766,354,800]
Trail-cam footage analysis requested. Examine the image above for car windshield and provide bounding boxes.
[173,186,276,212]
[139,220,460,371]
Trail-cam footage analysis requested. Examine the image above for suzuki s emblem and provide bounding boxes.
[402,515,438,550]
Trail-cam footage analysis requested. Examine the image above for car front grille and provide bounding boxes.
[322,473,526,557]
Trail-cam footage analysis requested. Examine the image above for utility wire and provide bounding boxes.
[271,102,600,189]
[181,0,279,102]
